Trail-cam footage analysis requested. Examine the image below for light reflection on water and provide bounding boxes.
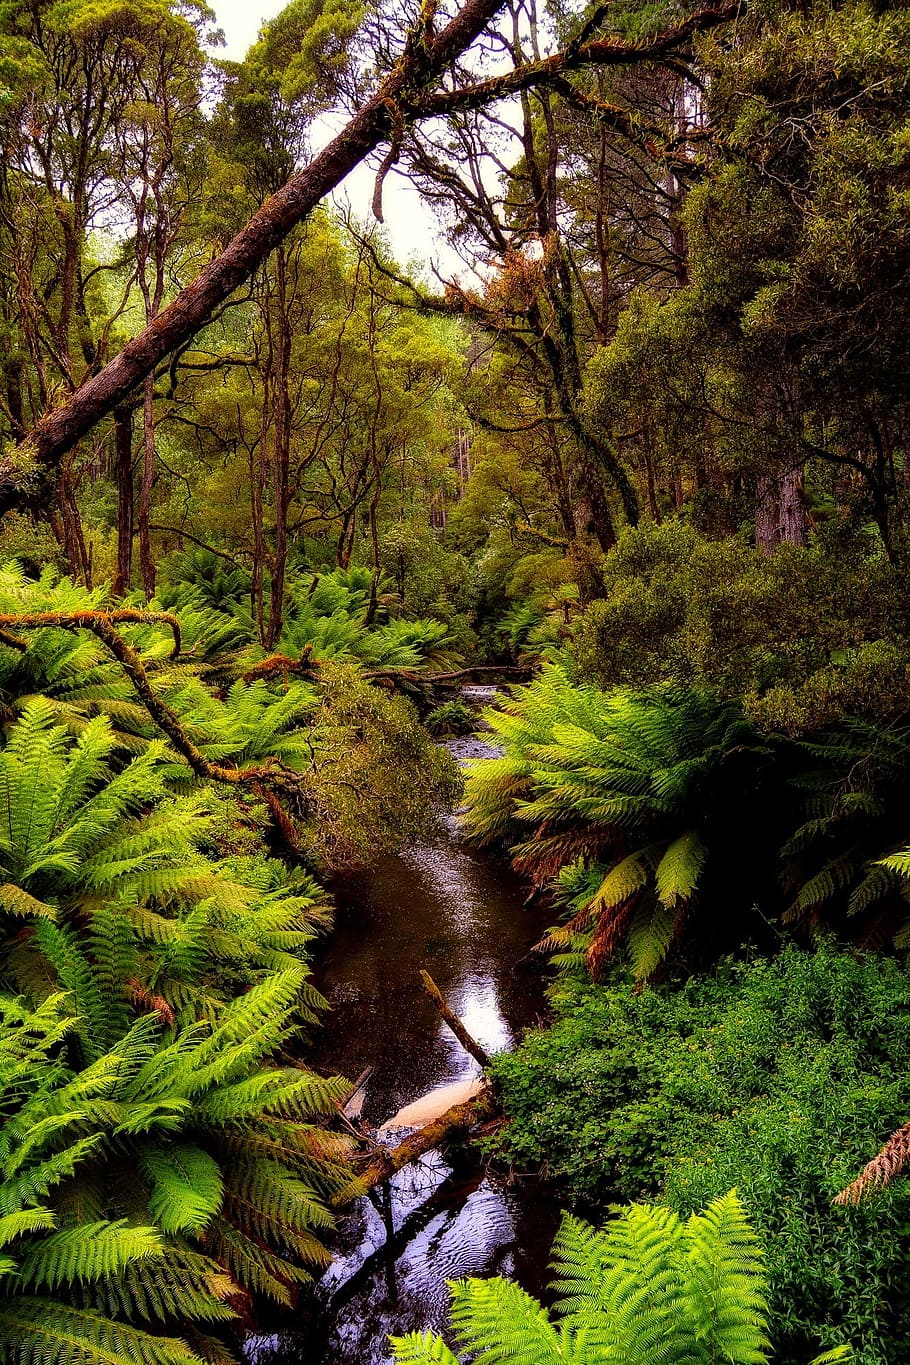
[245,728,560,1365]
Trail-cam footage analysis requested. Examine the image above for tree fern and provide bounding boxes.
[463,668,775,978]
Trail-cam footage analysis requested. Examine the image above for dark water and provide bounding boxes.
[245,712,562,1365]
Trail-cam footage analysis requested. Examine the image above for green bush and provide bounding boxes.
[424,699,476,736]
[490,944,910,1364]
[571,523,910,733]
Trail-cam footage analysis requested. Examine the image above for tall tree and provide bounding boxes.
[1,0,738,511]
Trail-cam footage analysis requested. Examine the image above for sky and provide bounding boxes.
[210,0,462,276]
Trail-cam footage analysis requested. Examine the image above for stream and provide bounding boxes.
[246,694,562,1364]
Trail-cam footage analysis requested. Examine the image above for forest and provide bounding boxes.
[0,0,907,1360]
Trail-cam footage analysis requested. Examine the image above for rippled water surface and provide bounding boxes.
[246,713,561,1365]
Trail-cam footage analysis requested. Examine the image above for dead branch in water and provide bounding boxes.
[420,969,491,1068]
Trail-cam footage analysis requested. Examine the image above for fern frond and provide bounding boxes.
[390,1332,461,1364]
[18,1221,164,1291]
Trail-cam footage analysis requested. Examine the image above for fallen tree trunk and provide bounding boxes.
[5,1,738,500]
[363,664,532,685]
[342,1082,495,1200]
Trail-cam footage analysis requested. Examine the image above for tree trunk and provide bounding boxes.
[756,464,807,553]
[138,375,157,597]
[56,465,91,585]
[779,464,807,547]
[3,359,24,439]
[112,406,134,597]
[266,248,292,648]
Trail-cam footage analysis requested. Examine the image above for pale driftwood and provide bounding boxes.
[342,1083,495,1199]
[420,970,492,1068]
[378,1076,485,1133]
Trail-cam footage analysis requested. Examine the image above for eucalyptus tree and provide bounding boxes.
[0,0,218,583]
[586,0,910,555]
[1,0,739,513]
[167,213,465,640]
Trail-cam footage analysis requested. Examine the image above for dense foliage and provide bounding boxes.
[490,946,910,1363]
[391,1191,849,1365]
[1,0,910,1357]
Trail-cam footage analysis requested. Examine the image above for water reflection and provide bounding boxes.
[247,1153,559,1365]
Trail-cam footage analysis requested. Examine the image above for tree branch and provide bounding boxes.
[0,611,305,793]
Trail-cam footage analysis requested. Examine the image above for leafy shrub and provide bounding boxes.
[392,1191,850,1365]
[571,524,910,734]
[490,944,910,1364]
[299,664,462,868]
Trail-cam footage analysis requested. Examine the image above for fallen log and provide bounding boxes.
[340,1082,495,1200]
[420,970,491,1068]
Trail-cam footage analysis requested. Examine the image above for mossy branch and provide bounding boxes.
[0,611,305,794]
[0,609,182,658]
[241,647,315,684]
[408,3,742,119]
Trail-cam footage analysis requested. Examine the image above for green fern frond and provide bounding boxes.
[390,1331,461,1365]
[18,1221,164,1292]
[655,831,707,907]
[0,1300,206,1365]
[626,899,679,980]
[138,1146,224,1235]
[449,1275,565,1363]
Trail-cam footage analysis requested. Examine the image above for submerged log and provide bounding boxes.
[340,1067,373,1120]
[342,1083,495,1200]
[330,973,495,1205]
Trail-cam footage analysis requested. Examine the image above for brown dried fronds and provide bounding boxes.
[126,978,175,1026]
[587,899,638,979]
[241,646,314,684]
[512,825,609,882]
[834,1122,910,1205]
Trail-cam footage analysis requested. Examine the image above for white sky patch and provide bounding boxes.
[209,0,463,276]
